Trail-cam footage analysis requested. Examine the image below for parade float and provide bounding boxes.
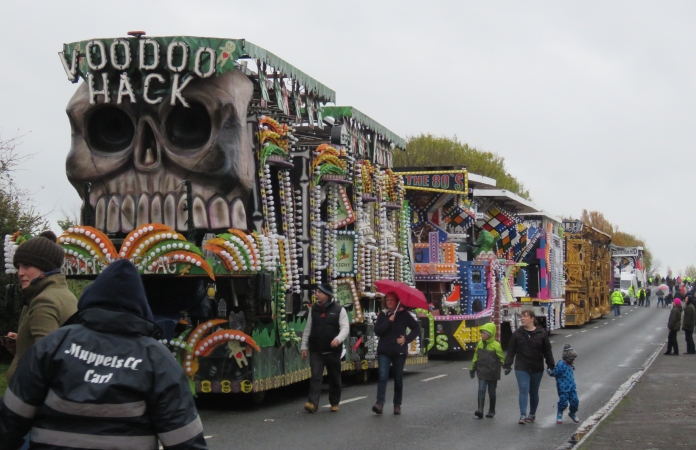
[497,211,566,342]
[393,167,487,355]
[611,245,645,303]
[562,220,612,325]
[12,33,427,397]
[470,189,565,346]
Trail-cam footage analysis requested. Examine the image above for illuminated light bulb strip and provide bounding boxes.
[354,163,368,293]
[60,226,117,260]
[119,224,179,259]
[3,235,18,274]
[195,329,260,357]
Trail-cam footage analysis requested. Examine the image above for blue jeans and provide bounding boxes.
[478,379,497,400]
[613,304,621,316]
[515,370,543,416]
[376,353,407,406]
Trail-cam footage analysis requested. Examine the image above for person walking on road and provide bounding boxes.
[503,310,555,425]
[0,259,208,450]
[469,322,504,419]
[646,286,652,307]
[372,292,421,415]
[611,289,624,316]
[664,298,683,355]
[549,344,580,425]
[628,285,636,305]
[301,283,349,413]
[638,288,646,307]
[656,289,665,308]
[2,231,77,382]
[682,296,695,354]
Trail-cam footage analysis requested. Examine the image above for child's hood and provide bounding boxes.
[480,322,497,342]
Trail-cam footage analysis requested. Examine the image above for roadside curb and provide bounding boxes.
[556,340,665,449]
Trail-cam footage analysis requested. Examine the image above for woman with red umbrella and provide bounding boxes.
[371,291,422,415]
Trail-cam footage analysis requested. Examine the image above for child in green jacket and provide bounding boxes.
[470,322,505,418]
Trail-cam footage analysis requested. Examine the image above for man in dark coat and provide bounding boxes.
[300,283,349,413]
[0,259,208,450]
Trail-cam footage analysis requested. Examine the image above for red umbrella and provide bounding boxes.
[658,284,669,293]
[374,280,428,310]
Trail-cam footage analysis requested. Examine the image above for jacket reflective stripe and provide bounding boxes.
[31,428,157,450]
[45,389,147,418]
[2,388,38,419]
[158,415,203,446]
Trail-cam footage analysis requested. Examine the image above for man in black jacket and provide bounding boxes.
[300,283,349,413]
[0,259,208,450]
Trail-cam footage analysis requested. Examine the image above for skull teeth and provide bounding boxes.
[93,194,246,233]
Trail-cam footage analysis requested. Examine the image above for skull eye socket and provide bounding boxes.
[87,106,135,152]
[165,102,212,149]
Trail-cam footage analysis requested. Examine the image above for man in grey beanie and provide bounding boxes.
[2,231,77,381]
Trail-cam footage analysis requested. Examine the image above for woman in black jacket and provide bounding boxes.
[371,292,421,415]
[503,310,555,425]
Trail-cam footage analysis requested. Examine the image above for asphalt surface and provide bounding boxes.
[578,313,696,449]
[197,304,670,450]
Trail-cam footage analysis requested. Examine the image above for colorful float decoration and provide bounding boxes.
[4,35,429,397]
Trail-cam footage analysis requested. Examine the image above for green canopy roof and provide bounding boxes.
[243,41,335,102]
[322,106,406,150]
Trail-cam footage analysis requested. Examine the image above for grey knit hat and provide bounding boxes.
[562,343,577,362]
[13,231,65,272]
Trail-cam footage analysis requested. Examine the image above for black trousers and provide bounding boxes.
[666,330,679,354]
[308,351,342,407]
[685,329,695,354]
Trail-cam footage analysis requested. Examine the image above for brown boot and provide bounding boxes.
[372,403,383,414]
[393,405,401,415]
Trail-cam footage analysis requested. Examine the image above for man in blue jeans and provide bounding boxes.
[503,310,555,424]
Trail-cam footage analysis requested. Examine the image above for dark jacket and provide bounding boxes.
[308,301,344,354]
[684,303,696,331]
[0,259,207,450]
[669,305,683,331]
[374,309,421,356]
[503,326,555,373]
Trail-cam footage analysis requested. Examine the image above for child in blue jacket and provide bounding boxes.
[548,343,579,424]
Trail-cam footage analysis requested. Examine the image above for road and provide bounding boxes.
[197,304,670,450]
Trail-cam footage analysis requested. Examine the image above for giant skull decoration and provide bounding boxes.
[66,70,254,234]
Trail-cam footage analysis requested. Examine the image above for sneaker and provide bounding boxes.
[556,412,563,424]
[330,405,339,412]
[524,414,536,423]
[569,412,580,423]
[518,415,526,424]
[304,402,317,413]
[372,403,383,414]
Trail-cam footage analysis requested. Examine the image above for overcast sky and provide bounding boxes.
[1,1,694,274]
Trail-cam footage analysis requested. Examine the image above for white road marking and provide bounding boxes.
[550,341,554,343]
[566,334,573,337]
[421,374,448,382]
[594,326,599,329]
[581,330,587,333]
[322,396,367,407]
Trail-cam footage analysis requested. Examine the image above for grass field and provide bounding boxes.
[0,363,8,397]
